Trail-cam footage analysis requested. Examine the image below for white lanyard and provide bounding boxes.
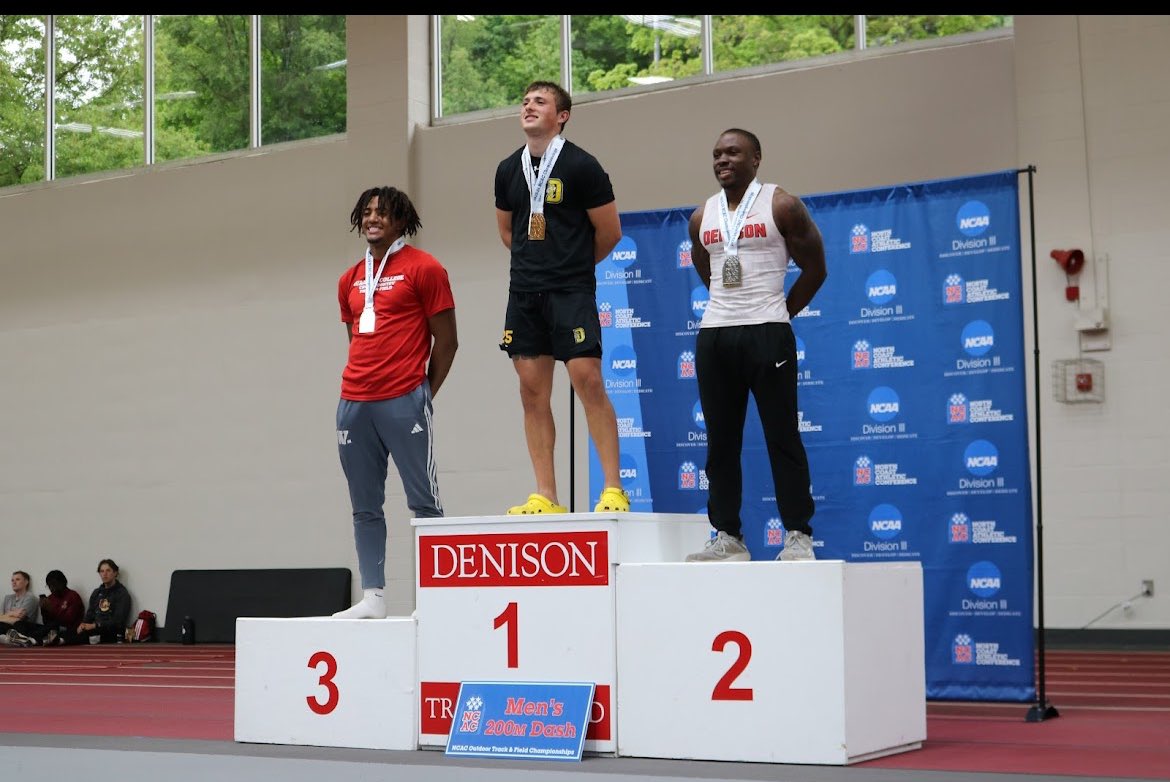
[717,179,763,257]
[521,135,565,218]
[363,237,405,311]
[358,236,405,334]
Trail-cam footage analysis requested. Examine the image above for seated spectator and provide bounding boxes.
[2,570,85,647]
[0,571,41,645]
[39,570,85,635]
[59,559,132,646]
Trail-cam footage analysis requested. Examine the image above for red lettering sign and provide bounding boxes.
[418,531,610,587]
[419,681,460,735]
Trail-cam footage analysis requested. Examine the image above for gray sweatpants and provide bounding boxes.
[337,381,443,589]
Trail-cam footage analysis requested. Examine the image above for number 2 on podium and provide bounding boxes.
[712,630,753,701]
[494,601,518,668]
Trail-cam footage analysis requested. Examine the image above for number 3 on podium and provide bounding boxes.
[307,650,340,714]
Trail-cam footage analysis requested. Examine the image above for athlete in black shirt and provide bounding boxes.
[494,80,628,515]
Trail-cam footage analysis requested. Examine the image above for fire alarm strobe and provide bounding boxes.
[1051,249,1085,302]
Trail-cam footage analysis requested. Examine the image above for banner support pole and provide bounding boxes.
[1019,164,1059,723]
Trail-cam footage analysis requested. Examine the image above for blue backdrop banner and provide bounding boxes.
[590,170,1034,701]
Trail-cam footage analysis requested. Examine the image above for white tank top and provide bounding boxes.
[698,182,791,327]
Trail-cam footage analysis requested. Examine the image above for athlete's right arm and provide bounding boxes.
[496,208,513,250]
[688,205,711,289]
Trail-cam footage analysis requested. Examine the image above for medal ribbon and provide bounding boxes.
[717,178,763,259]
[521,135,565,224]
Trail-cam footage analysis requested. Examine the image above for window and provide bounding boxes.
[0,14,46,187]
[572,15,702,95]
[0,14,346,190]
[437,15,559,116]
[865,15,1012,49]
[259,14,346,145]
[435,14,1014,121]
[154,15,249,163]
[711,15,854,71]
[53,15,145,179]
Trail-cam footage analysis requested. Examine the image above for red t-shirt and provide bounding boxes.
[338,245,455,401]
[41,588,84,628]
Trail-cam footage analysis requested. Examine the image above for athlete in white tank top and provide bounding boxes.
[684,128,828,565]
[697,182,791,327]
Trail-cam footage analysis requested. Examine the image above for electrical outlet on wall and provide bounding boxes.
[1142,580,1154,598]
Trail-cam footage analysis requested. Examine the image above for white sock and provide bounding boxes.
[331,588,386,619]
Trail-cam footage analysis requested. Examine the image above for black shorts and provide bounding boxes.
[500,290,603,361]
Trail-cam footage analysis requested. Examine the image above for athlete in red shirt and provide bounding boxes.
[333,186,458,619]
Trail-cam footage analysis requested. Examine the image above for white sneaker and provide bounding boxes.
[685,531,751,562]
[5,629,35,647]
[331,593,387,619]
[778,530,815,561]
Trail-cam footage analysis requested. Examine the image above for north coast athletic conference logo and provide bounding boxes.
[952,633,975,664]
[458,696,484,733]
[950,512,971,542]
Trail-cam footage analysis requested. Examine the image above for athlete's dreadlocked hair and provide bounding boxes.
[349,186,422,237]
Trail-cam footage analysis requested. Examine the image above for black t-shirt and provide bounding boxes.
[494,139,615,293]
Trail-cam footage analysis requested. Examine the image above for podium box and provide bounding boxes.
[413,511,709,754]
[615,561,925,765]
[235,616,417,751]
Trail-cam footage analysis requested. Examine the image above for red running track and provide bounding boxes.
[1,645,1168,778]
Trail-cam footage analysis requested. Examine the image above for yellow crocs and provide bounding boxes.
[507,493,568,515]
[593,486,630,513]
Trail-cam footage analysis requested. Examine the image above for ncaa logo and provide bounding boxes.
[956,200,991,237]
[677,239,693,269]
[961,320,995,356]
[964,439,999,476]
[691,286,709,319]
[678,461,698,490]
[850,224,869,253]
[619,453,639,486]
[952,634,974,664]
[691,399,706,430]
[608,235,638,268]
[949,512,971,543]
[868,503,903,540]
[867,386,900,422]
[865,269,897,304]
[944,273,965,305]
[795,335,806,366]
[967,560,1002,597]
[609,344,638,376]
[677,350,696,379]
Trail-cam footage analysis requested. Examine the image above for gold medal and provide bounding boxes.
[722,254,742,287]
[528,212,546,241]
